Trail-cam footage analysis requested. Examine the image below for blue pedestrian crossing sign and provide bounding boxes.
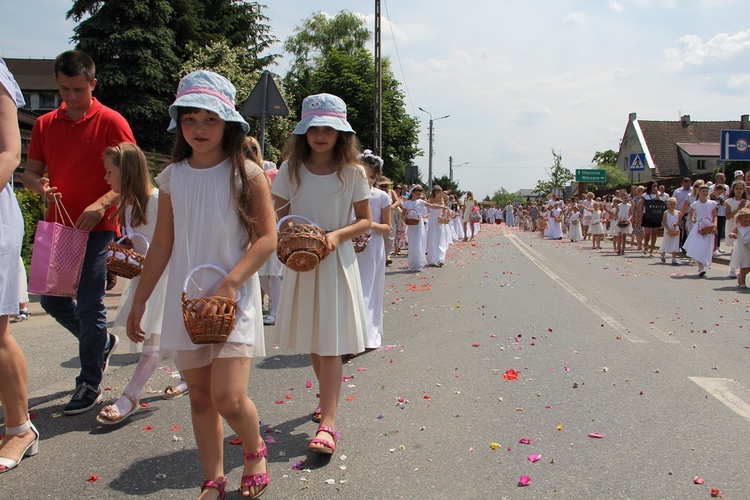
[629,153,646,171]
[721,130,750,161]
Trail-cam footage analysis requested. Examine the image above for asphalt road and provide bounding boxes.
[3,224,750,499]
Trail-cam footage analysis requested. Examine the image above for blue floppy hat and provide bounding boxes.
[292,93,355,135]
[168,70,249,133]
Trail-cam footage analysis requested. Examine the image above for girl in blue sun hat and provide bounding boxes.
[128,70,277,499]
[272,93,371,456]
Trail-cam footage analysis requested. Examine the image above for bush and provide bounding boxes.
[15,188,45,268]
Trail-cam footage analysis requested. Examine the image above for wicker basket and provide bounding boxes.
[698,225,716,235]
[182,264,237,345]
[106,234,149,279]
[666,229,680,237]
[276,215,327,272]
[404,209,420,226]
[617,220,630,227]
[438,213,450,224]
[352,232,371,253]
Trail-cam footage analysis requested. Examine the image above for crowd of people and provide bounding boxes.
[2,49,747,499]
[0,50,487,499]
[493,175,749,282]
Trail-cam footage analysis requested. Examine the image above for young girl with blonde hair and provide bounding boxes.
[96,142,188,425]
[128,71,276,499]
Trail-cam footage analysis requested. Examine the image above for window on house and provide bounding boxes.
[697,160,706,171]
[39,92,58,109]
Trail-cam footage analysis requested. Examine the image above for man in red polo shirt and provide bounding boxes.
[23,50,136,415]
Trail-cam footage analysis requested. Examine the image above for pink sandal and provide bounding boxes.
[307,425,340,455]
[311,407,322,423]
[240,444,269,498]
[200,476,226,500]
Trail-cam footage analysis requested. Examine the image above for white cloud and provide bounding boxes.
[511,101,554,126]
[665,29,750,71]
[563,12,589,25]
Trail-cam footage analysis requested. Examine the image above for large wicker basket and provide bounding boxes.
[276,215,327,272]
[106,234,149,279]
[404,209,420,226]
[352,232,371,253]
[182,264,237,345]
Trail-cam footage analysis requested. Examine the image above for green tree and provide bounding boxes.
[431,175,464,199]
[283,10,371,113]
[591,149,628,189]
[68,0,277,152]
[534,149,574,198]
[490,187,523,207]
[283,11,420,182]
[182,40,294,163]
[68,0,181,151]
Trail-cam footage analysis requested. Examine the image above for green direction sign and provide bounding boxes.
[575,169,606,183]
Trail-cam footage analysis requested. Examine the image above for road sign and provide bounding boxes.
[240,70,289,157]
[629,153,646,171]
[575,169,606,183]
[721,130,750,161]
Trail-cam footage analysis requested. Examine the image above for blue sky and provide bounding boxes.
[2,0,749,198]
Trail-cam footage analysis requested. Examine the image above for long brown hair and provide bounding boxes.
[281,131,364,193]
[171,108,256,246]
[103,142,155,228]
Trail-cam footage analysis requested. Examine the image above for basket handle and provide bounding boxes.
[116,233,150,250]
[277,214,318,231]
[182,264,240,300]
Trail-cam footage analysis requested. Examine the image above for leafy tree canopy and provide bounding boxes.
[534,149,574,197]
[431,175,463,200]
[67,0,277,152]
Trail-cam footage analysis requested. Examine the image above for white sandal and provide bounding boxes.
[0,418,39,474]
[96,394,140,425]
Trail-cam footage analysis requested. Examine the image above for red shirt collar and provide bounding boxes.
[54,97,103,123]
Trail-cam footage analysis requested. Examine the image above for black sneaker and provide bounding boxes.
[103,333,119,372]
[64,383,102,415]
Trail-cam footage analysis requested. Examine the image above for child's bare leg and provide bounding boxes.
[210,358,265,498]
[181,365,224,497]
[309,353,343,451]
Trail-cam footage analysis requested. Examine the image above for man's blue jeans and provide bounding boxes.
[41,230,114,388]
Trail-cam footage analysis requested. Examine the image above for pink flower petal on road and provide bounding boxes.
[519,438,531,444]
[528,454,542,463]
[588,433,604,438]
[694,476,705,484]
[518,475,531,486]
[305,380,313,388]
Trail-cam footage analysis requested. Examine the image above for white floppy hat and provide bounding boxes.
[293,93,355,135]
[168,70,248,133]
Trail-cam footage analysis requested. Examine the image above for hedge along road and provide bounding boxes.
[5,223,750,498]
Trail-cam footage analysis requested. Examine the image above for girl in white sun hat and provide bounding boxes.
[128,70,276,499]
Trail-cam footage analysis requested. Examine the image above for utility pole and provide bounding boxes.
[373,0,382,156]
[449,156,453,181]
[418,107,449,192]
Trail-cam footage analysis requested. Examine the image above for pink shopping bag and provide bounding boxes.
[28,201,89,297]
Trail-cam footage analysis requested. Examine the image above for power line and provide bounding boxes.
[382,0,417,117]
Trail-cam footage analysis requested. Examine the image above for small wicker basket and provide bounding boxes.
[182,264,237,345]
[404,209,420,226]
[352,232,371,253]
[438,213,450,224]
[666,229,680,237]
[106,234,149,279]
[276,215,327,272]
[698,224,716,236]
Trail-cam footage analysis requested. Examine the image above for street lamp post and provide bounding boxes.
[419,107,449,192]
